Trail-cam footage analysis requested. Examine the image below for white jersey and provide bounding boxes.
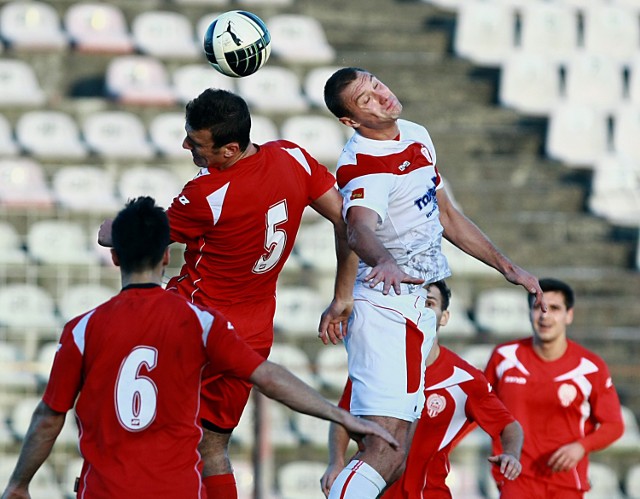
[336,119,451,291]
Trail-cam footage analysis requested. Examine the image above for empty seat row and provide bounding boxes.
[0,2,332,63]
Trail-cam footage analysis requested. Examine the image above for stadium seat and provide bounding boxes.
[610,405,640,450]
[0,283,59,329]
[280,115,346,166]
[441,238,497,276]
[0,114,18,156]
[15,110,87,158]
[613,106,640,163]
[441,298,477,337]
[195,13,223,46]
[563,51,625,112]
[0,158,54,208]
[117,166,181,209]
[105,55,176,106]
[626,463,640,499]
[446,463,484,499]
[131,10,199,60]
[52,165,119,213]
[545,103,609,168]
[0,1,67,51]
[82,111,155,159]
[273,286,325,337]
[27,219,100,265]
[474,287,532,336]
[294,411,331,446]
[0,341,36,391]
[518,2,579,64]
[266,400,299,448]
[582,4,639,65]
[58,283,117,322]
[293,219,337,271]
[267,14,335,64]
[236,66,309,113]
[61,457,84,499]
[454,2,516,67]
[33,340,58,382]
[148,112,187,158]
[0,59,46,107]
[268,343,317,389]
[9,396,78,447]
[250,115,280,144]
[585,462,624,498]
[278,461,328,498]
[0,221,28,265]
[303,65,343,110]
[459,344,495,370]
[64,2,133,54]
[498,51,562,117]
[172,63,235,104]
[315,346,348,392]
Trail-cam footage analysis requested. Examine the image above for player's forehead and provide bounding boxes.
[425,284,443,305]
[344,71,376,103]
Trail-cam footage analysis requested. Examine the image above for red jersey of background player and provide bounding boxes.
[484,338,623,492]
[43,285,264,499]
[166,140,336,347]
[337,347,516,499]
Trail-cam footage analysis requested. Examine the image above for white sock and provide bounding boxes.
[328,460,387,499]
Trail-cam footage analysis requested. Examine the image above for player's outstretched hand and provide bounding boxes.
[503,266,547,313]
[1,485,30,499]
[97,218,114,247]
[340,414,399,451]
[318,297,353,345]
[488,453,522,481]
[364,259,424,295]
[320,462,344,498]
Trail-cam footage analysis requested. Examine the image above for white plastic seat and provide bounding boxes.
[0,283,59,329]
[267,14,335,64]
[441,298,477,337]
[294,411,331,446]
[52,165,119,213]
[132,10,199,59]
[61,457,84,499]
[303,66,342,110]
[610,405,640,450]
[278,461,328,498]
[0,59,46,106]
[236,66,309,113]
[563,52,625,112]
[266,400,299,448]
[583,4,639,65]
[447,463,484,499]
[545,103,609,168]
[172,63,235,104]
[0,341,36,390]
[474,288,532,336]
[105,56,176,106]
[118,166,181,209]
[64,2,133,54]
[27,219,99,265]
[441,238,496,276]
[268,343,317,389]
[34,341,59,381]
[293,219,337,272]
[454,2,516,67]
[280,115,346,166]
[0,222,28,264]
[195,13,222,45]
[518,2,578,64]
[10,396,77,447]
[315,346,348,392]
[250,115,280,145]
[274,286,325,336]
[15,110,87,158]
[459,344,496,370]
[83,111,154,159]
[0,114,18,155]
[626,464,640,499]
[58,283,116,322]
[149,112,188,158]
[0,1,67,51]
[585,462,623,498]
[0,158,53,208]
[499,51,562,116]
[613,106,640,163]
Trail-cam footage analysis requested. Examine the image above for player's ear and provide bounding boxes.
[439,310,450,328]
[111,249,120,267]
[223,142,241,158]
[162,248,170,266]
[339,116,359,129]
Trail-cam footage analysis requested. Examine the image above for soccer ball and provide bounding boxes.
[203,10,271,78]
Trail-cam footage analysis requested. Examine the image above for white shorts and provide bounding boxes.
[345,284,437,422]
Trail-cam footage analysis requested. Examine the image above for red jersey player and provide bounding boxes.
[2,197,395,499]
[485,278,624,499]
[321,281,523,498]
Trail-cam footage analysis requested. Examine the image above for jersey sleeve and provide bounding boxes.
[42,318,85,413]
[167,180,213,244]
[466,375,516,440]
[339,168,394,223]
[483,349,501,389]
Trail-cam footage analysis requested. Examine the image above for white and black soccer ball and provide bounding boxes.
[203,10,271,78]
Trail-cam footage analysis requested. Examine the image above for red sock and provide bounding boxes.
[203,473,237,499]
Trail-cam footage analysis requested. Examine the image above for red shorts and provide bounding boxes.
[499,473,584,499]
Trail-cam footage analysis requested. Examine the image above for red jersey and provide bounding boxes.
[383,347,515,498]
[484,338,624,492]
[166,140,336,343]
[43,284,264,499]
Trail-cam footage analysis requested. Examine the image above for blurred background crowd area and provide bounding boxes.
[0,0,638,497]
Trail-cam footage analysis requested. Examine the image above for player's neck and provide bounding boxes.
[121,269,164,289]
[532,336,568,361]
[218,143,258,171]
[357,121,400,141]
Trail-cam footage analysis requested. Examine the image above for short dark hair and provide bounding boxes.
[529,278,575,310]
[185,88,251,151]
[428,280,451,311]
[112,196,170,273]
[324,67,367,119]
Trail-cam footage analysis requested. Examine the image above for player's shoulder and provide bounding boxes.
[567,339,609,367]
[442,347,489,382]
[492,338,531,356]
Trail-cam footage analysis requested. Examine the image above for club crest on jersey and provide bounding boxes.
[426,393,446,418]
[350,188,365,200]
[557,383,577,407]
